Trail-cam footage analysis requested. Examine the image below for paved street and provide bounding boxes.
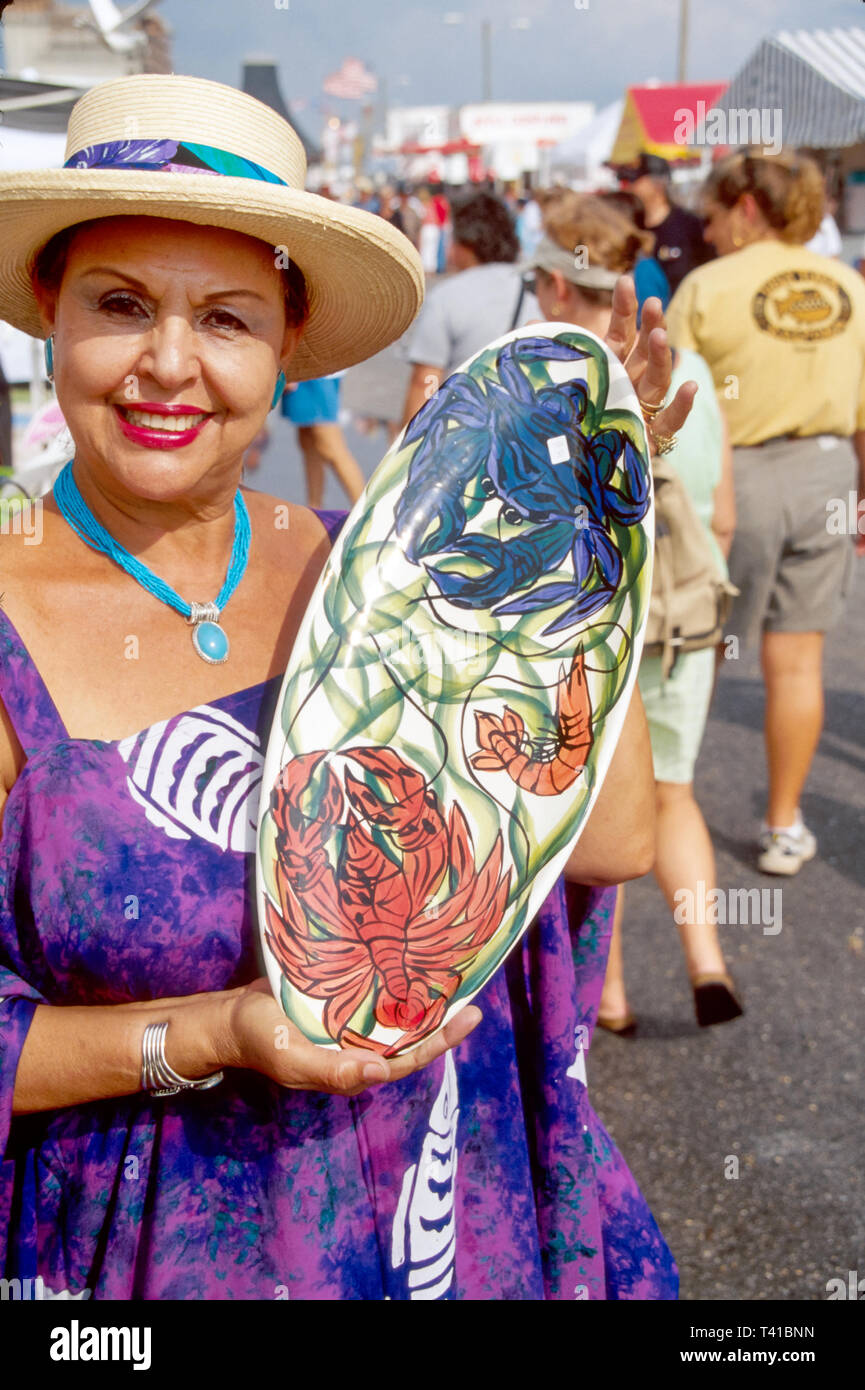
[248,354,865,1304]
[594,564,865,1302]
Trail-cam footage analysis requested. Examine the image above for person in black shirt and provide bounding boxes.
[617,153,714,296]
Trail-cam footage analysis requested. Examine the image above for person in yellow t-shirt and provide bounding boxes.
[667,150,865,876]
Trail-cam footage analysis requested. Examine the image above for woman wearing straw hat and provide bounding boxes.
[0,74,694,1300]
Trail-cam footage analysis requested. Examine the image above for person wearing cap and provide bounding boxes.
[0,74,693,1300]
[619,153,714,297]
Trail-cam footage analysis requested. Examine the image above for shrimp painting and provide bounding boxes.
[257,323,654,1053]
[470,648,594,796]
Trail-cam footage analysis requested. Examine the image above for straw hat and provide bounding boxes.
[0,73,424,379]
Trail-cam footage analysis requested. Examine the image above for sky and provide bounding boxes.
[152,0,865,120]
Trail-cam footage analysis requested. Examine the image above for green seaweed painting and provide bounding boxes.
[257,329,653,1055]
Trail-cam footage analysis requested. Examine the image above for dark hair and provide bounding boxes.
[31,216,310,328]
[703,149,824,244]
[451,191,520,265]
[598,188,647,231]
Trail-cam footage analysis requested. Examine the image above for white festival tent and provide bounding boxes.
[548,100,624,187]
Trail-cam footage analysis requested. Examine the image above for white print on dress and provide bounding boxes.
[565,1023,589,1085]
[117,705,263,853]
[391,1051,459,1300]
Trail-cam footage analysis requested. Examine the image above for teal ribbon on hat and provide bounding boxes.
[63,139,287,185]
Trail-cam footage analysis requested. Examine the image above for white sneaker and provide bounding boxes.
[758,814,817,876]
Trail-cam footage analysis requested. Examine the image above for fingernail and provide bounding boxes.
[362,1063,388,1083]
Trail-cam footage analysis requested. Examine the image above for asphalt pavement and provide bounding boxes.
[593,564,865,1303]
[248,355,865,1305]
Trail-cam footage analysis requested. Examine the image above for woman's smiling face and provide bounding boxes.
[34,215,302,502]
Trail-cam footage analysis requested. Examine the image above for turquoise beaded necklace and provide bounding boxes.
[53,461,251,665]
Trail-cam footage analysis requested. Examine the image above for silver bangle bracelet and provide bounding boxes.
[140,1021,224,1098]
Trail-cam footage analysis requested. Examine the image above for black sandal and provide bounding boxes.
[692,974,744,1027]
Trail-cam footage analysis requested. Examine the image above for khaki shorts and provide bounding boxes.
[727,435,857,648]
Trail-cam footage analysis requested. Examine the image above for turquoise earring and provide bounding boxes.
[44,334,55,383]
[271,370,286,409]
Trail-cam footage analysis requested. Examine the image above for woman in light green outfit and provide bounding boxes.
[638,351,727,778]
[527,193,743,1029]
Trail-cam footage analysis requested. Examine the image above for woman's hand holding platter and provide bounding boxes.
[221,979,482,1096]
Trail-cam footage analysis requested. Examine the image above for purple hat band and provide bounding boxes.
[63,139,287,186]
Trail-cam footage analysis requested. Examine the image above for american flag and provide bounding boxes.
[322,58,378,99]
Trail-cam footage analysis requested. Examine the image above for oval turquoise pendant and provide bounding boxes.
[192,620,229,665]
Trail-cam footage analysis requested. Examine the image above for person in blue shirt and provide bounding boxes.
[600,188,670,315]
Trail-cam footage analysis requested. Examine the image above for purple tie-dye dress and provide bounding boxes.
[0,509,677,1301]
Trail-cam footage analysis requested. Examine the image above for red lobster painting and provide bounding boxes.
[264,746,511,1055]
[470,648,594,795]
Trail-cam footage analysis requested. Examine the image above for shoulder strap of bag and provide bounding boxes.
[508,278,527,332]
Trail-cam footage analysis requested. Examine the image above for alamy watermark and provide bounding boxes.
[1,1275,90,1300]
[49,1319,151,1370]
[1,1275,49,1299]
[825,1269,864,1299]
[673,882,782,935]
[674,102,783,157]
[375,620,491,675]
[0,497,42,545]
[826,492,864,536]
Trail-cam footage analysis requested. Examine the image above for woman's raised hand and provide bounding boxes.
[221,977,482,1096]
[605,276,698,447]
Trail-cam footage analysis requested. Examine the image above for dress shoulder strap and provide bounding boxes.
[311,507,348,546]
[0,607,68,756]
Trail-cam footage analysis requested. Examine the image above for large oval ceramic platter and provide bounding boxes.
[256,323,654,1056]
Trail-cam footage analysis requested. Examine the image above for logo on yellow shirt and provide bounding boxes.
[752,270,851,341]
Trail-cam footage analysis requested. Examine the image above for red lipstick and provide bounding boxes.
[114,403,212,451]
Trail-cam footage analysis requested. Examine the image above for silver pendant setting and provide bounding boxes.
[187,602,229,665]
